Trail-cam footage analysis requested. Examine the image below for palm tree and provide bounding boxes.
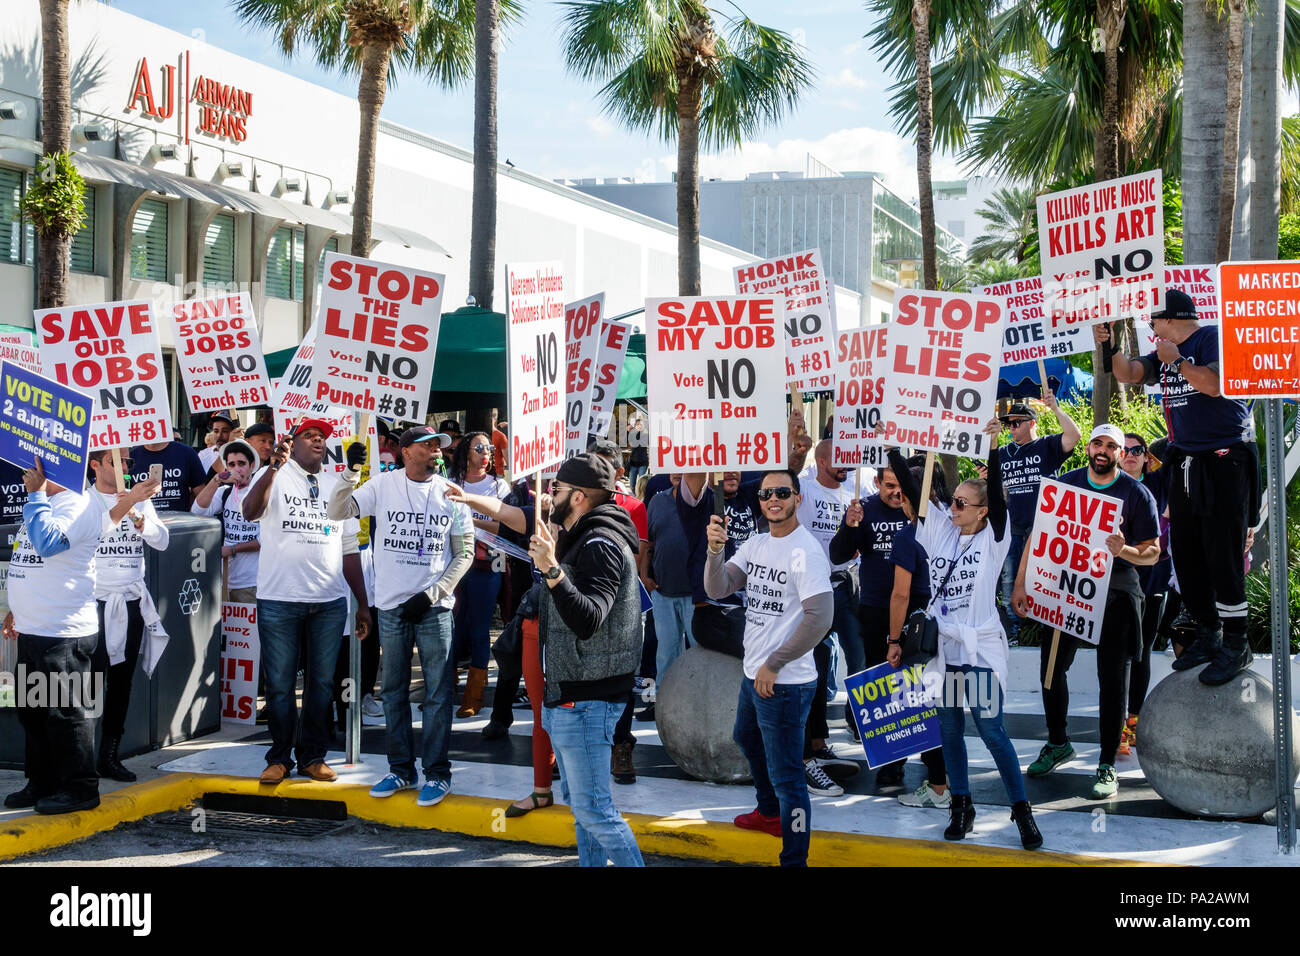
[37,0,72,310]
[468,0,499,309]
[967,185,1038,262]
[559,0,813,296]
[1250,0,1285,256]
[233,0,479,256]
[912,0,938,290]
[1217,0,1247,262]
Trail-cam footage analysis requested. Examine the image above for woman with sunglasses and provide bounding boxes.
[886,421,1043,850]
[448,431,510,717]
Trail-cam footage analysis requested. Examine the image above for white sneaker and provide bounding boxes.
[804,759,845,797]
[362,694,384,718]
[898,780,951,809]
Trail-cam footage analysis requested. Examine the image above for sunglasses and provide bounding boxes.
[756,487,794,501]
[471,443,492,454]
[1000,418,1031,427]
[951,496,983,512]
[306,474,319,502]
[1123,445,1147,457]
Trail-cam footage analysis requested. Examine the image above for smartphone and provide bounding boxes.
[148,463,163,484]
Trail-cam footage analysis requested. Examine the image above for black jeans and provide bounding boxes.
[96,598,143,739]
[16,630,101,799]
[614,690,636,745]
[802,638,832,755]
[1128,590,1166,715]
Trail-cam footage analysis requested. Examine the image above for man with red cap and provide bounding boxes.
[242,418,371,784]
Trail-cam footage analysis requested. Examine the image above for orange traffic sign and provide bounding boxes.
[1217,261,1300,399]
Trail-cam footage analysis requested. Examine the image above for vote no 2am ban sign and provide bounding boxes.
[506,262,567,479]
[1020,478,1120,645]
[733,248,835,392]
[1216,261,1300,399]
[880,289,1003,459]
[34,299,173,450]
[311,252,446,422]
[646,296,787,473]
[832,324,888,470]
[168,293,272,413]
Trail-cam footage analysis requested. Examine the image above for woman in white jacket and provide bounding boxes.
[886,420,1042,850]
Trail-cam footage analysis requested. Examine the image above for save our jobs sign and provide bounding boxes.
[832,324,889,470]
[506,261,567,479]
[588,319,631,438]
[34,299,172,449]
[0,362,94,491]
[311,251,446,422]
[1019,478,1120,644]
[563,293,606,459]
[880,289,1004,459]
[978,277,1088,366]
[645,295,787,473]
[1037,169,1164,332]
[168,292,272,413]
[1216,260,1300,399]
[220,602,260,725]
[733,248,835,392]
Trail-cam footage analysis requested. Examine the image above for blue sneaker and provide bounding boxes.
[418,777,452,807]
[370,773,415,798]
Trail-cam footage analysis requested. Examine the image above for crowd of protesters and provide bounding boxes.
[2,289,1266,867]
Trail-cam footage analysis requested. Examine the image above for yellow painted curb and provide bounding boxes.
[2,772,1155,866]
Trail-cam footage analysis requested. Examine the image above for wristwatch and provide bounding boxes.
[1171,356,1190,372]
[545,566,562,581]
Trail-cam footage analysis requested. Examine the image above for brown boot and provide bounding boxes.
[611,740,636,785]
[457,666,488,717]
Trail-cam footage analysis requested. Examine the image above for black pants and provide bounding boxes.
[614,690,636,745]
[486,637,524,730]
[857,604,891,672]
[639,608,658,680]
[802,638,832,756]
[1041,594,1141,766]
[16,630,100,800]
[691,603,745,659]
[1128,590,1166,715]
[96,598,144,739]
[1167,445,1255,640]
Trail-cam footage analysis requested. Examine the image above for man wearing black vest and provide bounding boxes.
[530,453,644,867]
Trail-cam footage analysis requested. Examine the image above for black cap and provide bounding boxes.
[439,419,462,435]
[557,453,617,492]
[1151,288,1197,320]
[210,410,237,425]
[244,422,274,440]
[586,437,623,470]
[1001,402,1038,422]
[399,426,452,449]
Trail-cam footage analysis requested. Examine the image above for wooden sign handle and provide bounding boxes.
[918,450,935,519]
[109,446,127,494]
[1043,628,1062,690]
[713,472,726,519]
[1037,358,1049,392]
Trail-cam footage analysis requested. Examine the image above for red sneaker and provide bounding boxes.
[734,809,782,837]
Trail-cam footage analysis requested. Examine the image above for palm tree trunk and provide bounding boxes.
[37,0,71,310]
[352,42,391,258]
[912,0,937,292]
[1182,2,1228,263]
[1250,0,1284,258]
[469,0,499,310]
[1092,0,1125,427]
[676,74,702,297]
[1217,0,1246,262]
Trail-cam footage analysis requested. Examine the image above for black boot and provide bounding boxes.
[97,735,136,783]
[1171,624,1221,671]
[1199,629,1253,686]
[943,793,975,841]
[1010,800,1043,850]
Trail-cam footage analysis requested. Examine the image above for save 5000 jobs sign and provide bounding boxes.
[832,324,888,469]
[880,289,1003,459]
[35,299,172,449]
[169,293,272,412]
[733,249,835,392]
[506,262,567,479]
[646,296,787,473]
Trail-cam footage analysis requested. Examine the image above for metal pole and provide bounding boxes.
[346,624,361,765]
[1266,398,1295,853]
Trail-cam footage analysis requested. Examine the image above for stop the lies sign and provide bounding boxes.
[1217,261,1300,399]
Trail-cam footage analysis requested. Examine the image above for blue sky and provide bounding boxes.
[109,0,961,197]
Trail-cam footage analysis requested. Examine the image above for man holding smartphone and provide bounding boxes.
[128,436,207,512]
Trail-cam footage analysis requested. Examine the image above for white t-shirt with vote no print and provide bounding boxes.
[92,489,167,592]
[7,491,111,637]
[727,525,832,685]
[794,474,858,573]
[349,470,473,611]
[192,483,260,590]
[253,460,350,603]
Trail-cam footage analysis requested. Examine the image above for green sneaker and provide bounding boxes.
[1090,764,1119,800]
[1026,742,1075,777]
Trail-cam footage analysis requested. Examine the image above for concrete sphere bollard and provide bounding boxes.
[656,647,752,784]
[1136,668,1300,818]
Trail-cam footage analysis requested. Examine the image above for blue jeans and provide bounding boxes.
[542,700,645,867]
[379,605,454,784]
[454,567,501,669]
[259,597,347,772]
[650,590,694,684]
[936,665,1026,803]
[733,677,817,867]
[627,464,648,491]
[999,532,1028,639]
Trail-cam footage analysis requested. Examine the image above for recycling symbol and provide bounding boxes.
[179,578,203,616]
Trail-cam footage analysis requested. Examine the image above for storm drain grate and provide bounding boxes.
[148,808,351,839]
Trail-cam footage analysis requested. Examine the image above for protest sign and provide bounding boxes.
[169,293,272,413]
[34,299,172,450]
[979,277,1088,367]
[1020,477,1120,645]
[1038,169,1164,332]
[563,292,606,459]
[645,295,787,472]
[588,319,631,438]
[734,248,835,392]
[0,339,43,375]
[1216,261,1300,399]
[0,326,34,347]
[312,251,445,421]
[879,289,1003,458]
[0,362,93,491]
[832,324,888,469]
[505,261,567,479]
[1136,265,1222,364]
[844,660,941,769]
[220,602,260,725]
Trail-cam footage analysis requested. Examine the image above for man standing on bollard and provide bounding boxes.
[329,426,473,807]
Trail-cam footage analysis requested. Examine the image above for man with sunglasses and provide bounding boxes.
[995,392,1082,641]
[704,469,833,866]
[242,418,371,785]
[1012,423,1160,798]
[1098,288,1259,685]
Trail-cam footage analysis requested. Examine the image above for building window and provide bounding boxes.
[267,227,338,301]
[69,185,95,274]
[1,166,34,265]
[204,213,236,285]
[315,237,338,298]
[130,199,169,282]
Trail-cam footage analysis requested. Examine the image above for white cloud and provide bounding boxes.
[826,67,872,90]
[585,116,615,138]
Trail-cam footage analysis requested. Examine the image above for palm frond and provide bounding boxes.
[699,15,813,149]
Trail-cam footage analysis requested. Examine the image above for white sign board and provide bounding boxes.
[832,324,888,469]
[169,293,272,413]
[505,261,567,479]
[734,248,835,392]
[220,602,261,724]
[563,293,606,459]
[588,319,631,438]
[979,277,1089,366]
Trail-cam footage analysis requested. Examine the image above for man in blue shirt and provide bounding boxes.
[1099,288,1259,685]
